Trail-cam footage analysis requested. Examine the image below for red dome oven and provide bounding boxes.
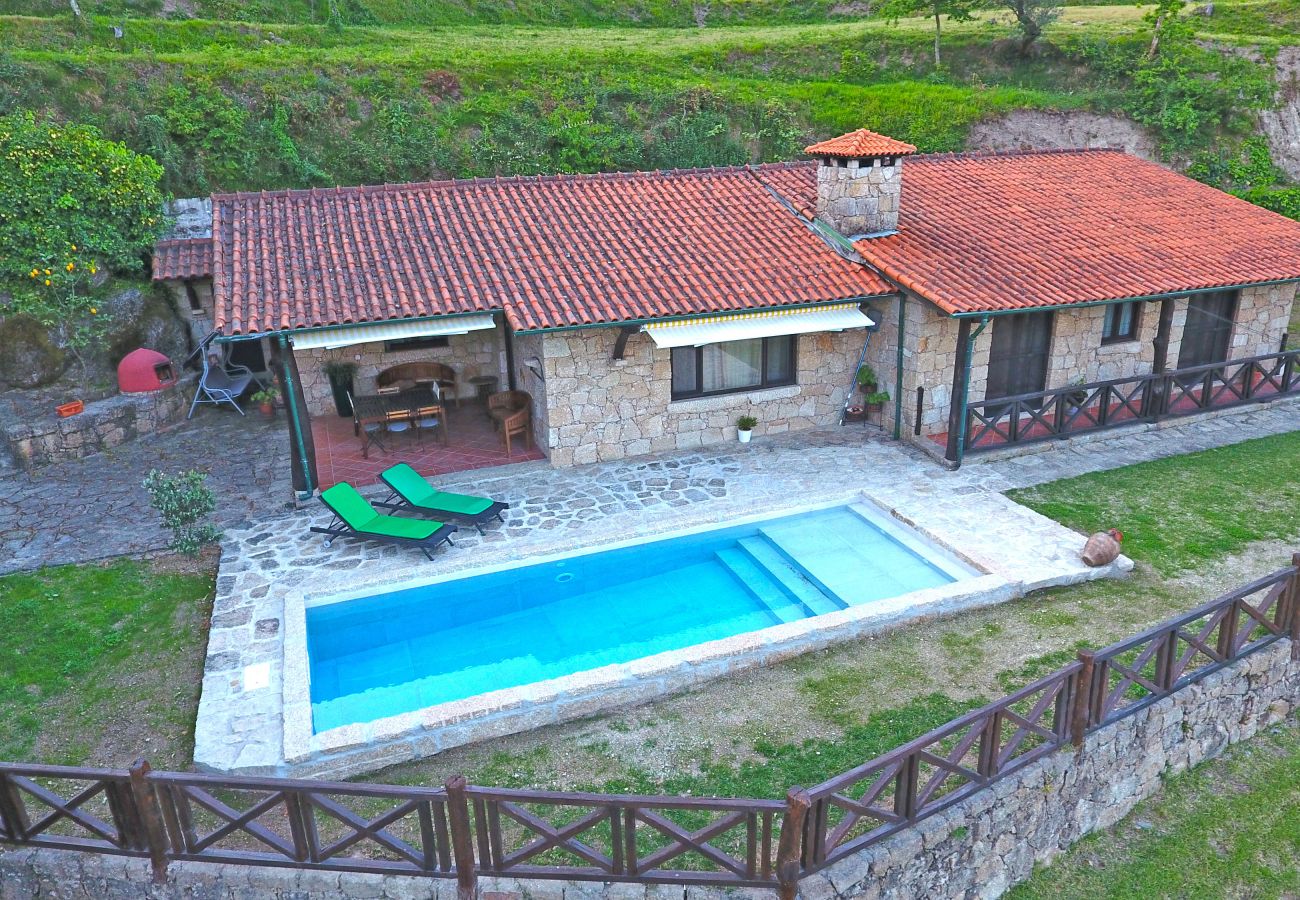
[117,348,178,393]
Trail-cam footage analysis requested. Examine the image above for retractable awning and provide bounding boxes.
[644,303,873,349]
[288,314,497,351]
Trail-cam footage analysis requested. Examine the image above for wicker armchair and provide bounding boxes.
[376,362,458,407]
[487,390,532,456]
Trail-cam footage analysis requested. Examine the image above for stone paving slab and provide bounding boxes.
[0,408,292,575]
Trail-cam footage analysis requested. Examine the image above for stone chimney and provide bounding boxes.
[806,129,917,238]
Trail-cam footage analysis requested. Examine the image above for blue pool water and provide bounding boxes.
[306,504,971,732]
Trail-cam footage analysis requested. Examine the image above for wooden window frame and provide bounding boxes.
[670,336,798,401]
[1101,301,1142,345]
[383,335,451,353]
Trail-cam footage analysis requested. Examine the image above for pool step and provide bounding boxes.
[714,549,806,625]
[736,538,845,617]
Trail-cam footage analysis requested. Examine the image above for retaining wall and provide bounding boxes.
[3,639,1295,899]
[2,378,193,471]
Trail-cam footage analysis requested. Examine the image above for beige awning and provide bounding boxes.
[289,314,497,351]
[644,303,873,349]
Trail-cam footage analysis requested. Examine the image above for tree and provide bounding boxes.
[1144,0,1188,59]
[879,0,983,68]
[0,112,167,380]
[997,0,1061,55]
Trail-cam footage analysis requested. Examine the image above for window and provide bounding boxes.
[383,335,450,352]
[670,336,797,400]
[1101,301,1141,344]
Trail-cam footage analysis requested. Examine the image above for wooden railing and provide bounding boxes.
[964,349,1300,453]
[2,559,1298,895]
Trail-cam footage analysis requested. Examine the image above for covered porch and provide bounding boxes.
[271,313,544,492]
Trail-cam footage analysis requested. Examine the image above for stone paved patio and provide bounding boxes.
[0,407,292,575]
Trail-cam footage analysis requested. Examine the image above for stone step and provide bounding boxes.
[714,548,806,625]
[737,537,844,617]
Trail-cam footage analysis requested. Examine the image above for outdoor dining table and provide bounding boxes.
[351,386,447,456]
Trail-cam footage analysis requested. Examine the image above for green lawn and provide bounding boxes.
[0,557,214,766]
[1010,719,1300,899]
[1007,430,1300,576]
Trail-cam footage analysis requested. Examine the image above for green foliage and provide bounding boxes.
[1238,186,1300,220]
[876,0,983,66]
[143,469,221,555]
[736,414,759,430]
[1188,136,1283,191]
[0,111,165,282]
[1071,14,1273,153]
[997,0,1062,53]
[863,390,891,404]
[0,112,165,376]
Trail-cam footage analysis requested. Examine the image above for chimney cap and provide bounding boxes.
[804,129,917,159]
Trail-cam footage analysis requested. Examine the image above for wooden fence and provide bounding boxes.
[2,559,1298,897]
[964,348,1300,453]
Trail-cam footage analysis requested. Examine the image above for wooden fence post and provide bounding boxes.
[1070,651,1096,747]
[128,759,170,885]
[1217,598,1242,660]
[1289,554,1300,661]
[445,775,477,900]
[0,772,29,842]
[776,788,810,900]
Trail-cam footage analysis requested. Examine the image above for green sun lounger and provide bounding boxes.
[376,463,510,535]
[310,482,458,560]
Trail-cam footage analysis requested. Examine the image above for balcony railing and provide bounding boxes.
[964,349,1300,453]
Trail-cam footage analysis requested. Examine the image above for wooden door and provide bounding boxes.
[1177,291,1236,369]
[985,312,1053,401]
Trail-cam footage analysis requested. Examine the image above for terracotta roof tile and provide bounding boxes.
[209,165,893,334]
[151,238,213,280]
[804,129,917,158]
[765,151,1300,314]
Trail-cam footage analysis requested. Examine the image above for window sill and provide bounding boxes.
[669,383,801,410]
[1099,337,1142,349]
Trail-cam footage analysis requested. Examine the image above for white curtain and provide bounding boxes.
[702,340,761,393]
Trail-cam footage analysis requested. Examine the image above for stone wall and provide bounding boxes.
[4,638,1295,899]
[1,378,193,470]
[814,157,903,235]
[293,324,509,418]
[534,326,864,467]
[512,330,550,452]
[1233,282,1296,358]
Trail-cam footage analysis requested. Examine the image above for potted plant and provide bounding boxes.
[736,414,758,443]
[856,364,879,395]
[863,389,891,414]
[1064,378,1089,414]
[251,385,280,418]
[324,360,358,417]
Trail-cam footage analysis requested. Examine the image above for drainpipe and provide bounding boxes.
[278,333,315,499]
[893,293,906,440]
[946,315,990,469]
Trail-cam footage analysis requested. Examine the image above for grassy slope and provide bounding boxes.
[0,3,1272,195]
[1011,719,1300,898]
[0,557,213,766]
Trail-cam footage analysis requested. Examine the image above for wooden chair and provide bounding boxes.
[487,390,531,456]
[376,362,458,407]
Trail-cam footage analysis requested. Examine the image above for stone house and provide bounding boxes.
[152,128,1300,489]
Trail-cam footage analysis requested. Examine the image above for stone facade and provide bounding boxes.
[294,324,510,418]
[1,378,193,470]
[6,637,1295,899]
[532,327,864,467]
[814,157,903,236]
[889,283,1298,443]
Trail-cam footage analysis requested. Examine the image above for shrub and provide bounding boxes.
[0,112,167,379]
[143,469,221,555]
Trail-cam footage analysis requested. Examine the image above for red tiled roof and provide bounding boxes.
[209,165,894,334]
[762,152,1300,315]
[804,129,917,159]
[152,238,213,280]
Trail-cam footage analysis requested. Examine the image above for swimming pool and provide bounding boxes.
[305,503,976,734]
